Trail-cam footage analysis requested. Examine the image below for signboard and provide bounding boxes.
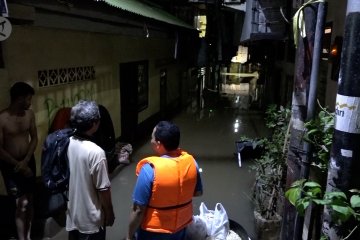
[0,16,11,41]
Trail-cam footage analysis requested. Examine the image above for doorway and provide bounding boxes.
[119,60,148,143]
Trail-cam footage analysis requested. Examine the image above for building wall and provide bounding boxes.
[325,0,347,110]
[0,23,187,193]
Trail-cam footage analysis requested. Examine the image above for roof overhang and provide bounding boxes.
[102,0,196,30]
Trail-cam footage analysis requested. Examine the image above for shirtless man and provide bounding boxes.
[0,82,38,240]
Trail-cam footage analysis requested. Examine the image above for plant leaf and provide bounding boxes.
[313,199,331,205]
[307,129,320,135]
[285,188,301,205]
[295,200,309,216]
[331,205,353,222]
[290,179,307,188]
[350,195,360,208]
[325,191,347,201]
[307,187,322,198]
[304,181,322,188]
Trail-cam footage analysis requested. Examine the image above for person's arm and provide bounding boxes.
[13,110,37,176]
[193,160,203,197]
[0,141,32,176]
[92,155,115,227]
[0,117,20,167]
[99,188,115,226]
[0,132,19,167]
[127,163,153,239]
[23,110,38,163]
[127,203,146,240]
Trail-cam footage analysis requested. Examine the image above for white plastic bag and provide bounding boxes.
[226,230,243,240]
[199,202,230,240]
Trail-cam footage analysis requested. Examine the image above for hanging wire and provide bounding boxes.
[280,6,290,24]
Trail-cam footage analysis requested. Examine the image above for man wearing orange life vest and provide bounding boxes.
[127,121,203,240]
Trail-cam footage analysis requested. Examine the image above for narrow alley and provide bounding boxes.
[50,102,269,240]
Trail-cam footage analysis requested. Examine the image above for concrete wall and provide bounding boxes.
[0,23,188,193]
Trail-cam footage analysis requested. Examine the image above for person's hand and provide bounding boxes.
[20,166,33,177]
[15,161,33,177]
[14,161,26,171]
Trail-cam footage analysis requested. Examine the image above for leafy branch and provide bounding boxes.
[285,180,360,239]
[303,105,334,170]
[251,105,291,219]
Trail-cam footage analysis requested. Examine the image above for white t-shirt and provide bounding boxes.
[66,136,111,234]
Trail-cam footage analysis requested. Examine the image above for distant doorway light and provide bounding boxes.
[194,15,206,38]
[231,45,248,63]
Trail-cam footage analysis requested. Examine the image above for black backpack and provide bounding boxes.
[41,128,75,216]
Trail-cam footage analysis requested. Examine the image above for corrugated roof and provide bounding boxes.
[102,0,195,29]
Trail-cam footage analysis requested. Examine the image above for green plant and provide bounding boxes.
[251,105,291,219]
[303,104,335,170]
[285,179,360,239]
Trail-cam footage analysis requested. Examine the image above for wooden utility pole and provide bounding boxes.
[281,1,319,239]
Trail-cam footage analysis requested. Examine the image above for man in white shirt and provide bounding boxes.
[66,100,115,240]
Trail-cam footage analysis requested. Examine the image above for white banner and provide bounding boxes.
[335,94,360,134]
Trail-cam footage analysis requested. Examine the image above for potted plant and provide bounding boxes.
[250,105,291,240]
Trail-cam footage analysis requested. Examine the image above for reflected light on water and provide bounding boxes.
[234,119,239,133]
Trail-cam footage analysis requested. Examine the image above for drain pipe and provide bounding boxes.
[322,1,360,239]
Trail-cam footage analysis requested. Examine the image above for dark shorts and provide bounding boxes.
[136,228,186,240]
[0,156,36,199]
[68,227,106,240]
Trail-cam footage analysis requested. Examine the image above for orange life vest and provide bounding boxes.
[136,151,198,233]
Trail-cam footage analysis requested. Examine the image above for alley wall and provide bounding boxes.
[0,23,188,193]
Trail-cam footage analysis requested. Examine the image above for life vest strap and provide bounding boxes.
[148,200,192,210]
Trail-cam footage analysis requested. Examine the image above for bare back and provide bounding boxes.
[0,109,35,160]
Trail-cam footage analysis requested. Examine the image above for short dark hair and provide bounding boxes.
[154,121,180,151]
[70,100,100,132]
[10,82,35,101]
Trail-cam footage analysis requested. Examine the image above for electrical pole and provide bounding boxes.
[322,0,360,239]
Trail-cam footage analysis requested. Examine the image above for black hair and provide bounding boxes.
[10,82,35,102]
[70,100,100,133]
[154,121,180,151]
